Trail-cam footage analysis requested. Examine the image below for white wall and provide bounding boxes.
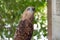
[52,0,60,40]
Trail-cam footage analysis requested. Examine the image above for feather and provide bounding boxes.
[14,6,35,40]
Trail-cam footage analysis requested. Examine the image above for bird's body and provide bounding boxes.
[14,6,35,40]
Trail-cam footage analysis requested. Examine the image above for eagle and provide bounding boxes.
[14,6,35,40]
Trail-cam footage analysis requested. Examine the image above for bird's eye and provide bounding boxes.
[27,8,30,11]
[32,8,35,11]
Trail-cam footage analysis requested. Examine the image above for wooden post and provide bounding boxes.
[48,0,60,40]
[47,0,52,40]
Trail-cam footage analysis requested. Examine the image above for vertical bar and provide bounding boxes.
[47,0,52,40]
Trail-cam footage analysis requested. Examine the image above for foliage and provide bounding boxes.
[0,0,47,40]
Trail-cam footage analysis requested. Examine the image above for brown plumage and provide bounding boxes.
[14,6,35,40]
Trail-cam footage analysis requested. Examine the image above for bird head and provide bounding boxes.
[22,6,35,21]
[24,6,35,14]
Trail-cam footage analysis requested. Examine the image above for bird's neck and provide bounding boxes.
[21,12,34,22]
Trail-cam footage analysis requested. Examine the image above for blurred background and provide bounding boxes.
[0,0,47,40]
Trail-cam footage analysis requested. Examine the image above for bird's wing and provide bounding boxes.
[14,20,33,40]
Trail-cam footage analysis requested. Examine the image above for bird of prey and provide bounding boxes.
[14,6,35,40]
